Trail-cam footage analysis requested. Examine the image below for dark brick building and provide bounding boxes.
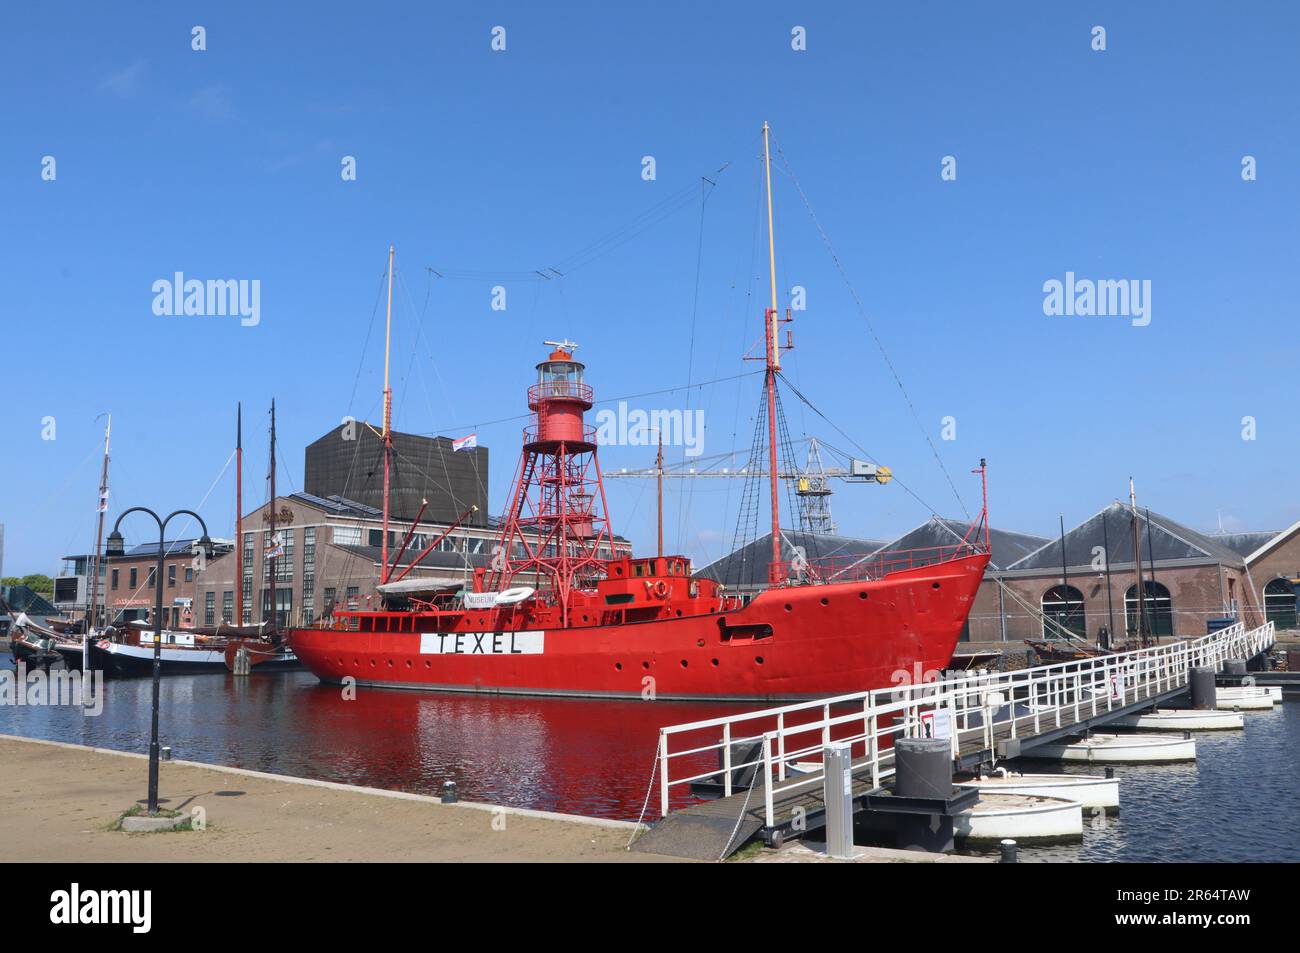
[304,423,488,526]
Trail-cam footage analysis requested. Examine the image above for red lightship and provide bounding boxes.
[286,124,990,701]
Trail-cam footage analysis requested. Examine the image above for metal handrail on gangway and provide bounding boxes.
[656,621,1275,829]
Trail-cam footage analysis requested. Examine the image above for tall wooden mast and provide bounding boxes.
[381,244,395,584]
[235,403,243,626]
[762,121,784,584]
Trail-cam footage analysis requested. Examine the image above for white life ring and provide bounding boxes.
[495,586,536,606]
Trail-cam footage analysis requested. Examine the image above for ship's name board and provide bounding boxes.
[419,631,544,655]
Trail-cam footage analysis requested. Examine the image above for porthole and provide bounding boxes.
[755,656,765,665]
[784,603,793,612]
[680,659,688,668]
[932,582,941,590]
[615,662,623,671]
[858,591,868,600]
[642,660,650,670]
[711,658,719,667]
[820,597,829,607]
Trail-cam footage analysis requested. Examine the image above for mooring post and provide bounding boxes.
[1224,659,1247,677]
[893,737,955,853]
[822,742,855,860]
[1190,666,1216,710]
[233,646,251,677]
[441,781,458,804]
[999,838,1018,863]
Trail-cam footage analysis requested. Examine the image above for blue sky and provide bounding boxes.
[2,2,1297,575]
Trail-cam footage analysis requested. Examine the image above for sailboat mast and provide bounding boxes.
[269,399,277,631]
[88,414,111,651]
[381,244,395,584]
[762,121,783,584]
[1129,477,1146,645]
[235,403,243,627]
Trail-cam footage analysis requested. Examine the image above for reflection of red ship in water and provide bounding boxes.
[287,124,990,700]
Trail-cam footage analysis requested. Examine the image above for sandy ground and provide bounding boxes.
[0,735,680,863]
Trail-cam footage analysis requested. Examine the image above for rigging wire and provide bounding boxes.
[411,369,764,438]
[771,133,970,520]
[777,371,955,524]
[428,164,732,282]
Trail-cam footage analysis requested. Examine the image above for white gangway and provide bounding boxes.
[656,621,1275,829]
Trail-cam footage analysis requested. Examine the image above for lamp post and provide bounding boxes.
[106,507,211,816]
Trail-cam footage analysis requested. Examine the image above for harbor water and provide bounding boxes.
[2,657,1296,861]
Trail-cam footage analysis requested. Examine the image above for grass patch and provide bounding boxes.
[725,839,767,862]
[109,804,195,833]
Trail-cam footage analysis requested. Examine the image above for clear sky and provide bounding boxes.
[2,1,1297,576]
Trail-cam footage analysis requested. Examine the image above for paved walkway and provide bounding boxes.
[0,735,671,863]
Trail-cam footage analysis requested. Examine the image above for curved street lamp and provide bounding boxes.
[106,507,211,816]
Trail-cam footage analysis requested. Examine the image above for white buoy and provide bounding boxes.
[956,770,1119,810]
[954,793,1083,842]
[1026,733,1196,763]
[1111,708,1244,731]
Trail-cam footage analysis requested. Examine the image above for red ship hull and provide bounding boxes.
[286,552,988,702]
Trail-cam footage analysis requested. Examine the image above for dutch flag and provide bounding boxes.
[452,433,478,452]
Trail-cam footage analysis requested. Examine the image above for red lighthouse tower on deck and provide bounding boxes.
[489,341,612,624]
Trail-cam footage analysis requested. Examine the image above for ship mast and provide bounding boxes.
[656,429,664,558]
[1129,477,1147,646]
[381,244,395,584]
[235,403,243,626]
[269,399,277,633]
[762,121,784,584]
[87,413,111,666]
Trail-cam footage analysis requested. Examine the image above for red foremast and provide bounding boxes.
[487,341,613,626]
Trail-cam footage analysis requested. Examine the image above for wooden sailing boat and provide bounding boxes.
[224,400,301,672]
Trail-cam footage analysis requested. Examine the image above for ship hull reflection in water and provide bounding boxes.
[0,666,750,819]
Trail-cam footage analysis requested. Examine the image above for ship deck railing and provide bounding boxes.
[656,620,1275,828]
[771,542,987,586]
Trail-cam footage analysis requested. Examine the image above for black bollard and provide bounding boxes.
[999,838,1018,863]
[893,738,955,854]
[1224,659,1247,676]
[441,781,458,804]
[1190,666,1216,710]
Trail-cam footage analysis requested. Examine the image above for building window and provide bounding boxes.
[346,585,359,608]
[222,591,234,623]
[304,527,316,570]
[333,526,361,546]
[1263,578,1296,629]
[111,569,119,590]
[323,586,337,621]
[185,567,193,583]
[168,565,176,588]
[1041,584,1086,639]
[1125,581,1173,638]
[147,567,157,589]
[130,568,138,589]
[204,591,215,626]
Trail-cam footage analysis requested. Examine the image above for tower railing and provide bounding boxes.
[528,382,594,405]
